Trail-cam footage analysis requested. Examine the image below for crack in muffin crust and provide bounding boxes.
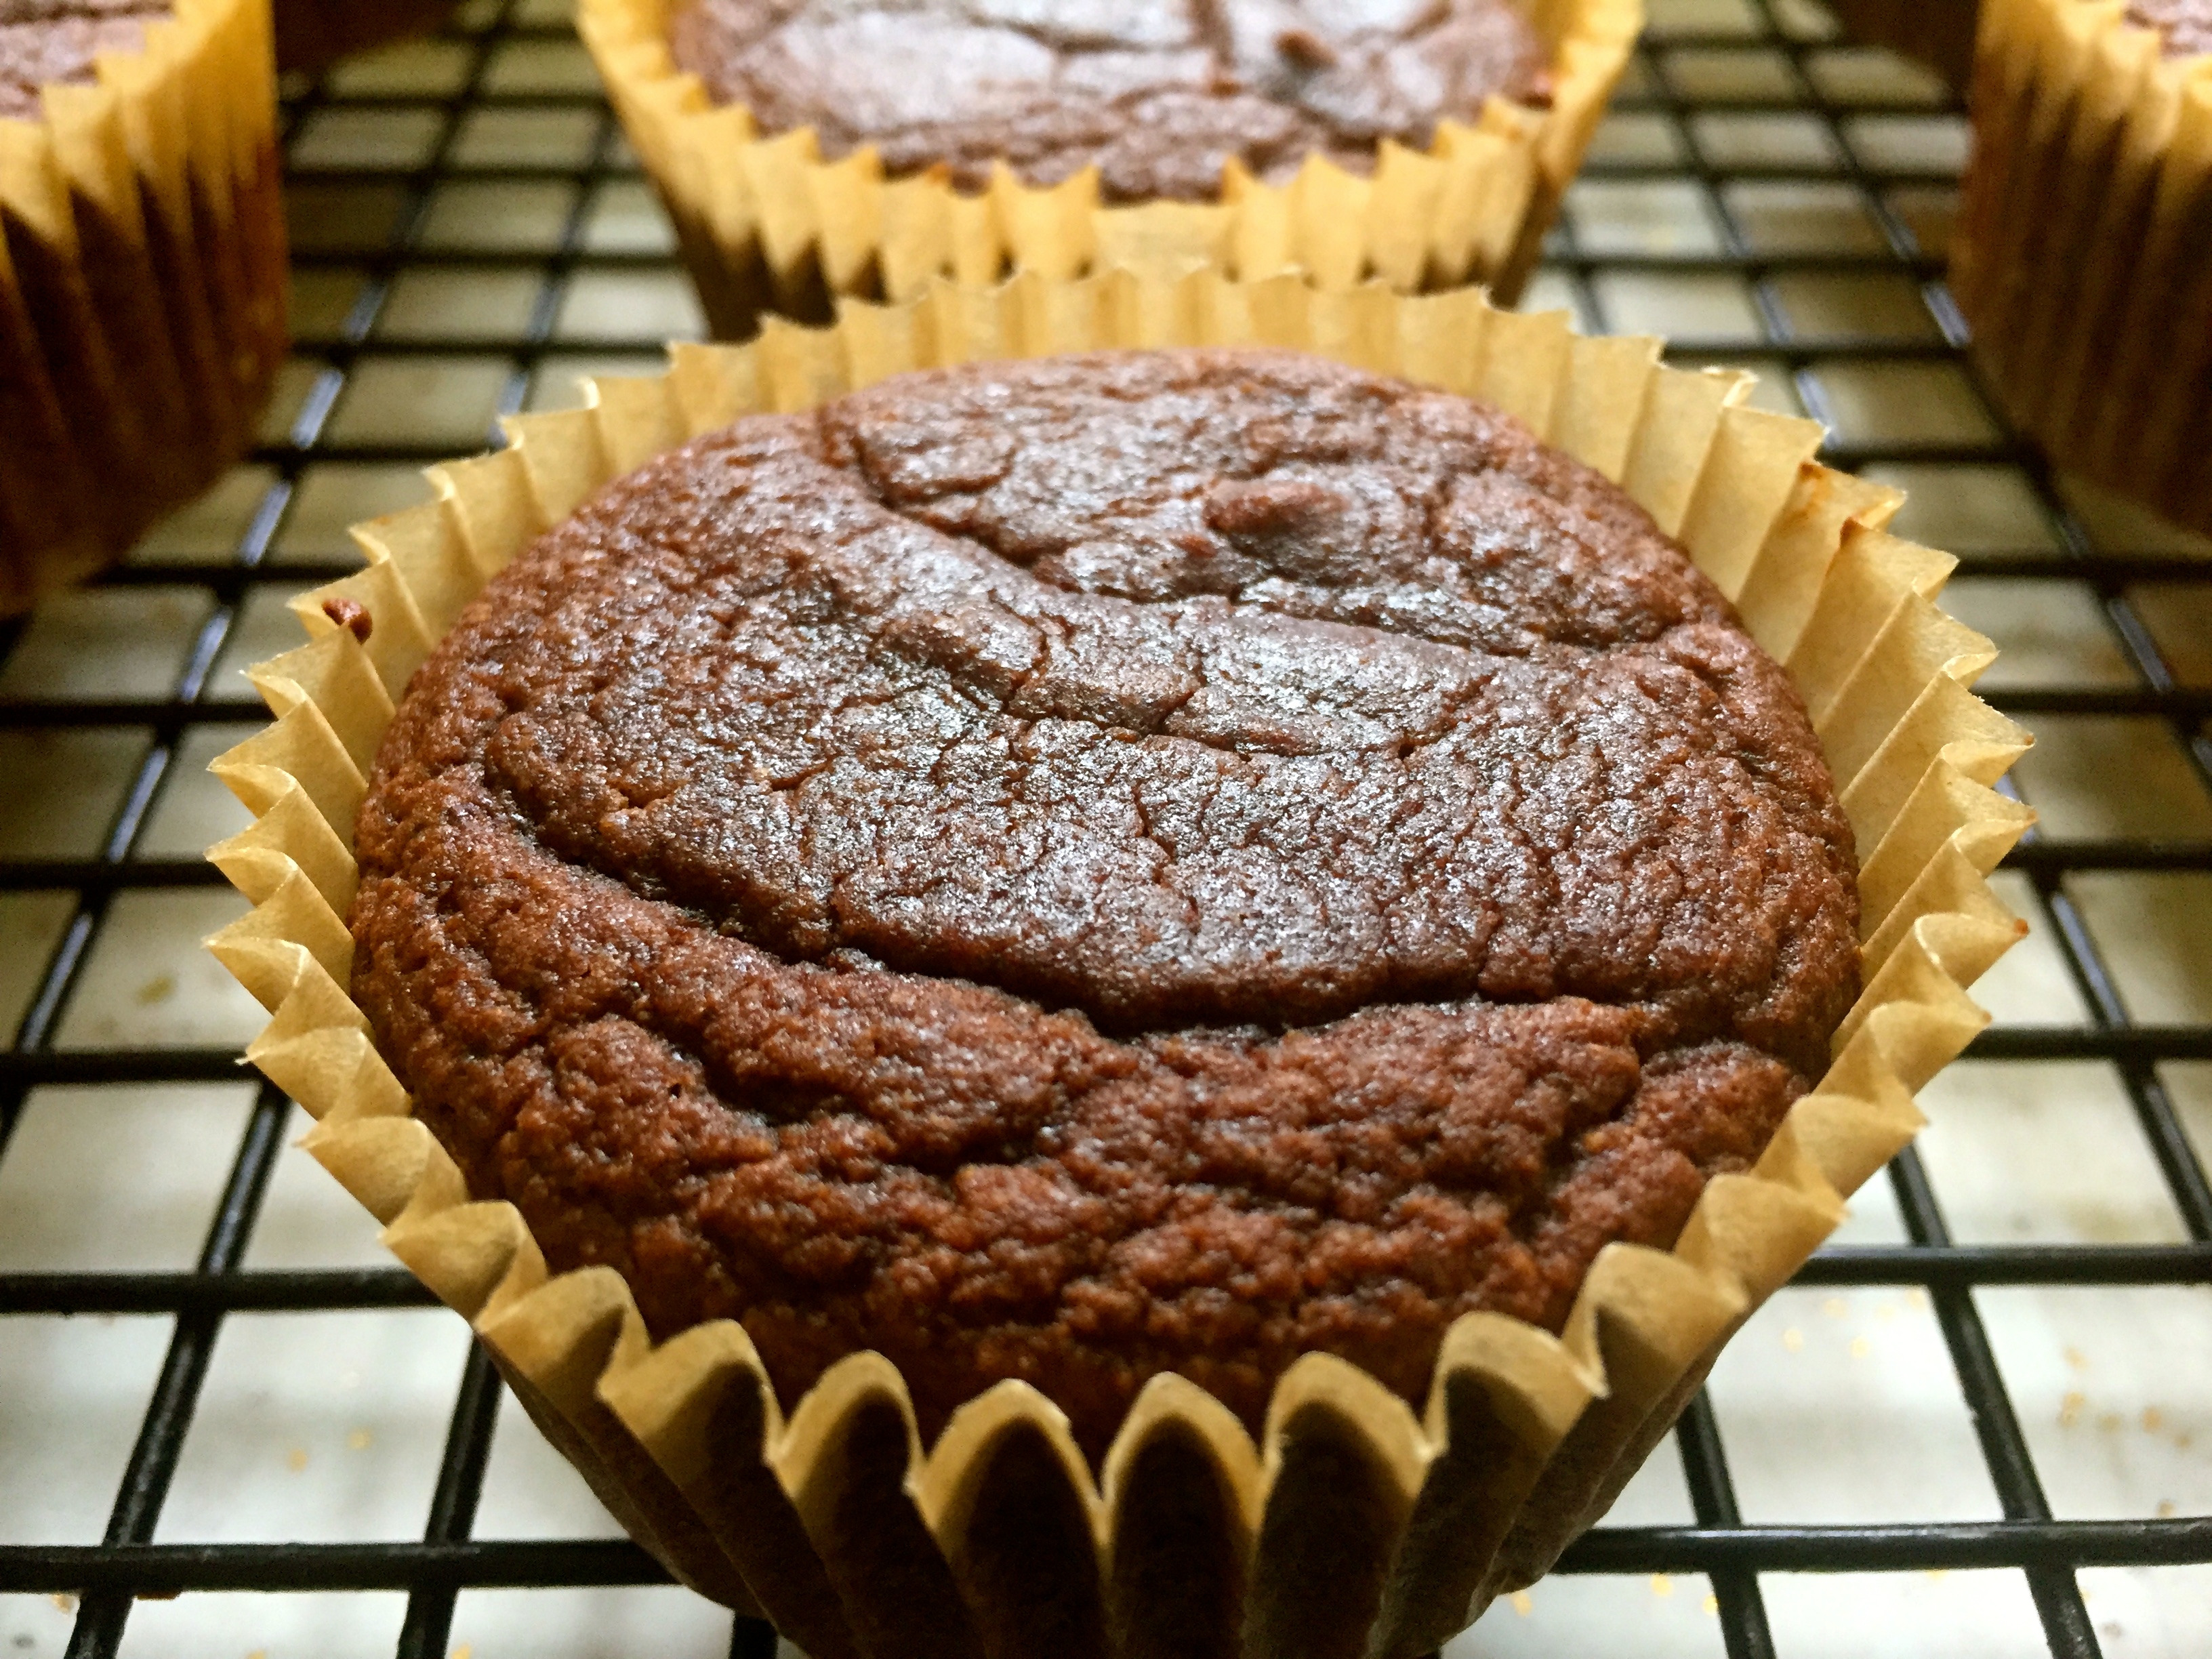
[665,0,1554,201]
[352,349,1859,1452]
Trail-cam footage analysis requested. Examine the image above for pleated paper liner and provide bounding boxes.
[203,270,2033,1659]
[273,0,464,73]
[575,0,1640,340]
[0,0,287,613]
[1826,0,1980,91]
[1952,0,2212,535]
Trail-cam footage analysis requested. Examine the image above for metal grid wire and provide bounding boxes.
[1,0,2210,1654]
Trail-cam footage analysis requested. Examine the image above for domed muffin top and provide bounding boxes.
[352,349,1859,1452]
[666,0,1553,201]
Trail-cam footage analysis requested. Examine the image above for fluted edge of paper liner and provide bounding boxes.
[0,0,285,610]
[1952,0,2212,533]
[202,269,2032,1659]
[573,0,1639,336]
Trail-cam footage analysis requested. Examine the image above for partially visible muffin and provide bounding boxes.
[581,0,1639,337]
[0,0,285,611]
[1824,0,1978,91]
[665,0,1555,201]
[350,347,1861,1457]
[273,0,459,72]
[1953,0,2212,532]
[2126,0,2212,55]
[0,1,169,118]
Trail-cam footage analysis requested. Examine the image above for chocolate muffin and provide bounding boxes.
[1952,0,2212,532]
[272,0,461,72]
[2125,0,2212,54]
[350,348,1860,1456]
[1824,0,1978,91]
[663,0,1556,201]
[1,0,170,581]
[0,0,167,119]
[1,0,285,611]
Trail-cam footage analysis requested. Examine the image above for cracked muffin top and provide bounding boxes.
[352,348,1859,1454]
[0,1,169,121]
[665,0,1554,201]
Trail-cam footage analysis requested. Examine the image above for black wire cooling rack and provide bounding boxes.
[1,0,2209,1655]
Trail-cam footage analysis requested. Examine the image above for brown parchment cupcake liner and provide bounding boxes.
[1826,0,1981,92]
[0,0,287,613]
[203,270,2032,1659]
[274,0,464,73]
[575,0,1640,339]
[1952,0,2212,534]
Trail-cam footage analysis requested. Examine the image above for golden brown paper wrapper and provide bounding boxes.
[274,0,464,73]
[575,0,1640,337]
[0,0,286,613]
[204,270,2032,1659]
[1952,0,2212,534]
[1826,0,1980,92]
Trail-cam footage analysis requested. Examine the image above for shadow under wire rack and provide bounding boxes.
[1,0,2211,1656]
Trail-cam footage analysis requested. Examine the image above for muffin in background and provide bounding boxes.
[1952,0,2212,534]
[579,0,1641,337]
[1825,0,1978,91]
[273,0,460,70]
[0,0,285,611]
[665,0,1558,202]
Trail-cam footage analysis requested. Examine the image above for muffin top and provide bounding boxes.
[352,348,1859,1452]
[0,1,167,121]
[665,0,1553,201]
[2125,0,2212,56]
